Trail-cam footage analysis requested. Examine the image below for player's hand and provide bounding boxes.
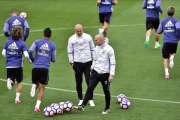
[161,12,163,15]
[96,3,100,6]
[24,40,26,42]
[71,63,74,67]
[29,61,33,64]
[108,75,114,83]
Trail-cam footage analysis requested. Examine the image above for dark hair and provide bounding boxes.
[11,8,17,14]
[167,6,175,16]
[11,26,23,40]
[43,28,51,38]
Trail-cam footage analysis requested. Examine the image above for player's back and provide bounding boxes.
[99,0,113,13]
[33,39,56,69]
[5,16,26,41]
[146,0,159,18]
[3,39,27,67]
[161,17,179,43]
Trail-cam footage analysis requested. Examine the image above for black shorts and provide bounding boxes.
[7,67,23,83]
[32,68,49,85]
[162,43,178,59]
[99,12,112,24]
[146,17,160,30]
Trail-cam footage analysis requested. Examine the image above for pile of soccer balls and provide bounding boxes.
[44,101,73,117]
[117,94,131,109]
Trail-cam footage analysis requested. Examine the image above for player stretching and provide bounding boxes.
[97,0,118,43]
[2,26,32,103]
[157,6,180,79]
[3,8,30,42]
[142,0,163,48]
[28,28,56,111]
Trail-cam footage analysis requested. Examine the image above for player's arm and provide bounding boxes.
[28,42,36,62]
[24,20,30,41]
[24,51,32,64]
[89,36,95,60]
[108,47,116,82]
[175,21,180,40]
[112,0,118,5]
[96,0,101,6]
[156,0,163,15]
[51,45,56,62]
[157,22,163,34]
[2,49,6,57]
[2,42,7,57]
[142,0,147,9]
[67,39,74,67]
[3,22,10,37]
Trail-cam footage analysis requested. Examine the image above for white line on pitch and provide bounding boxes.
[0,24,145,36]
[1,78,178,104]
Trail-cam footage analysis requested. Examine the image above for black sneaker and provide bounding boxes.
[102,108,110,114]
[73,105,85,112]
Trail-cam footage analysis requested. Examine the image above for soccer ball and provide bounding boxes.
[120,99,131,109]
[64,101,73,112]
[20,12,27,19]
[50,103,59,107]
[117,94,127,103]
[59,102,65,110]
[44,106,54,117]
[53,104,63,115]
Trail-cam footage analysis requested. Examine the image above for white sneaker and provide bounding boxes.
[105,37,109,44]
[30,84,36,97]
[102,108,110,114]
[169,58,174,68]
[7,78,12,90]
[89,100,95,107]
[99,28,104,34]
[78,100,83,105]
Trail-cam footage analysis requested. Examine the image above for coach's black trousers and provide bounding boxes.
[82,70,110,109]
[73,61,93,100]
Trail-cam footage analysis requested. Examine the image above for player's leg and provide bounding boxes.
[100,73,111,114]
[162,43,170,79]
[99,12,112,43]
[145,17,153,48]
[154,18,161,49]
[6,68,16,90]
[73,62,84,105]
[74,70,99,111]
[169,43,178,68]
[31,68,39,97]
[83,61,95,106]
[14,67,23,103]
[34,68,49,111]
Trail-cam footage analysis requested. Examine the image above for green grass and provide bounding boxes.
[0,0,180,119]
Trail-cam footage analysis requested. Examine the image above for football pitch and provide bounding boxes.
[0,0,180,119]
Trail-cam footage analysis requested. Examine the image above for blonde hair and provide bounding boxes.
[11,26,23,40]
[167,6,175,16]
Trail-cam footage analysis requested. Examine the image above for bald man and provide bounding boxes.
[67,24,95,106]
[74,34,116,114]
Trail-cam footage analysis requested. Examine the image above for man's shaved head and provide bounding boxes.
[75,24,83,37]
[94,34,105,46]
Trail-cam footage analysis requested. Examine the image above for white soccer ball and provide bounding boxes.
[50,103,59,107]
[53,104,63,115]
[59,102,65,111]
[44,106,54,117]
[20,12,27,19]
[64,101,73,112]
[117,94,127,103]
[120,99,131,109]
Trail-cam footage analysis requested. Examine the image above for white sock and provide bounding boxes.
[35,100,41,108]
[165,68,169,75]
[146,36,149,39]
[170,55,174,60]
[101,28,104,33]
[15,93,21,101]
[155,42,159,46]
